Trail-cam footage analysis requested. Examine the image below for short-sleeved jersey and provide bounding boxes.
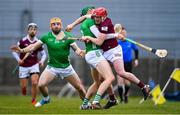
[80,18,100,53]
[40,31,75,68]
[118,39,138,62]
[18,35,43,67]
[96,17,118,51]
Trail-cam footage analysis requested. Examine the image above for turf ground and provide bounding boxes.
[0,95,179,114]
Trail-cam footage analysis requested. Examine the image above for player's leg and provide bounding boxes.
[80,68,101,109]
[104,46,149,100]
[117,75,125,103]
[64,72,86,100]
[92,60,115,109]
[29,64,40,105]
[123,62,132,103]
[84,50,115,109]
[86,68,101,99]
[35,68,55,107]
[103,84,118,109]
[124,79,130,103]
[19,78,28,95]
[113,59,149,100]
[19,66,29,96]
[30,73,39,105]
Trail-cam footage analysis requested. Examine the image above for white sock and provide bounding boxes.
[44,96,50,101]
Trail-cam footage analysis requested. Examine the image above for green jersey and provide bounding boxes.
[80,18,100,52]
[40,31,75,68]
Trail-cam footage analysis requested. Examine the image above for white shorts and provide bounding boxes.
[19,63,40,78]
[44,65,76,79]
[85,49,106,68]
[103,45,123,63]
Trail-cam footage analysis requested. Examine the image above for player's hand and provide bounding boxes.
[66,24,74,32]
[84,14,92,18]
[80,36,90,43]
[82,36,92,43]
[133,59,139,67]
[10,45,21,53]
[117,34,125,41]
[79,50,86,58]
[18,59,24,65]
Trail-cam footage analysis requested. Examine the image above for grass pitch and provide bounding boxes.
[0,95,179,114]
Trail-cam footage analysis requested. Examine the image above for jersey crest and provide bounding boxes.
[101,26,108,31]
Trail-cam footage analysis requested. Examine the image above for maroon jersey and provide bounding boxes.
[97,17,118,51]
[17,35,43,67]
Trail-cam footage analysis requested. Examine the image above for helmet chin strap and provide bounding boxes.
[101,16,107,22]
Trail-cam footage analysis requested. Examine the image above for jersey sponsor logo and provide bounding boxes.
[55,40,60,43]
[101,26,108,31]
[48,38,53,42]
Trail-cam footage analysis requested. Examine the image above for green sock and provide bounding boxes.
[82,98,89,105]
[93,93,101,104]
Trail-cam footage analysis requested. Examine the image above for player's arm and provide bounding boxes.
[70,42,85,57]
[39,49,47,67]
[12,52,26,65]
[12,41,21,61]
[82,34,106,46]
[10,40,43,53]
[12,52,20,62]
[134,49,139,60]
[132,43,139,67]
[86,26,124,45]
[90,25,124,40]
[66,14,91,32]
[12,41,29,65]
[133,49,139,67]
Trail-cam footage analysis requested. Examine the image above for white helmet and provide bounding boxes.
[27,23,37,29]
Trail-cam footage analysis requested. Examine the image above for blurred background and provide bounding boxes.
[0,0,179,97]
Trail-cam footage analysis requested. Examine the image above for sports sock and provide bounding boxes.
[21,87,27,95]
[137,81,145,89]
[82,98,89,105]
[32,98,36,103]
[124,85,130,96]
[93,93,101,104]
[43,96,50,101]
[118,86,124,101]
[109,94,116,101]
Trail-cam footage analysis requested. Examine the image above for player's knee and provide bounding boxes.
[107,76,115,84]
[31,81,38,86]
[104,76,115,85]
[112,76,115,81]
[94,81,101,87]
[38,81,46,88]
[109,76,115,82]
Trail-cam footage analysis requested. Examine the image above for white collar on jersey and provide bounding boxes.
[27,35,37,43]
